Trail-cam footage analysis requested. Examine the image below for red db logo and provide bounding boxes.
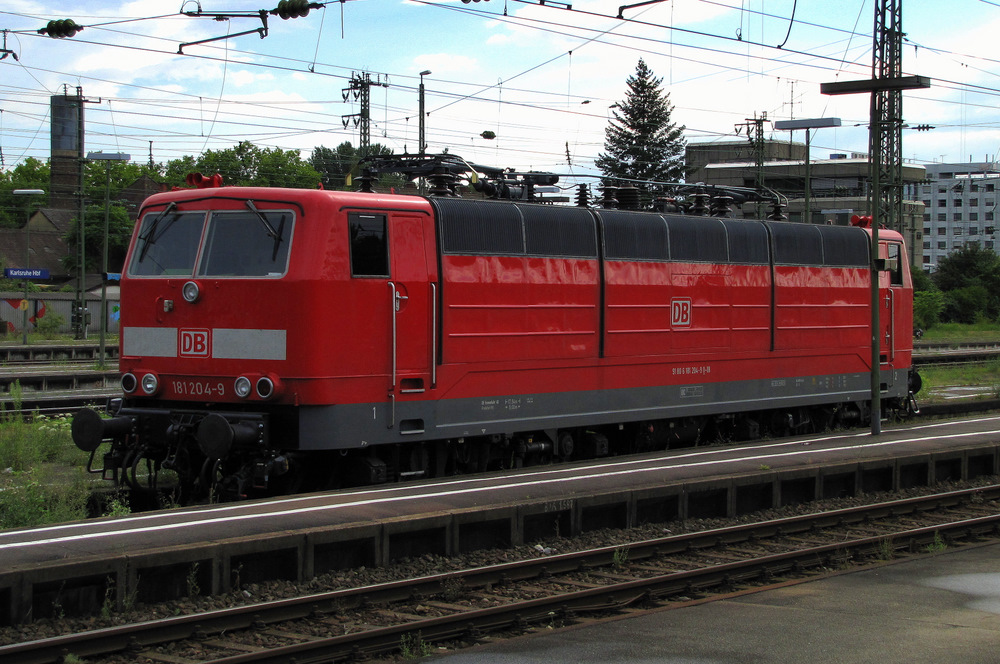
[671,299,691,327]
[179,329,210,357]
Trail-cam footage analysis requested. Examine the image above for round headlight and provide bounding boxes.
[121,372,137,394]
[256,376,275,399]
[141,373,159,395]
[234,376,252,399]
[182,280,200,303]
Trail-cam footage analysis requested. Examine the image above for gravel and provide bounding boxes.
[2,476,997,648]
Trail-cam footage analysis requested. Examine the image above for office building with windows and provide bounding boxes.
[919,162,1000,272]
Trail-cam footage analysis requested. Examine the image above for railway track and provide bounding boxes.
[4,484,999,664]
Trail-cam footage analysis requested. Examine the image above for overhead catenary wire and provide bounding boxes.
[0,3,997,171]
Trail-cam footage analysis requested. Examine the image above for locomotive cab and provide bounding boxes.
[74,187,304,499]
[73,182,439,500]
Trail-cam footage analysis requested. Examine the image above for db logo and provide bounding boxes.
[179,329,211,357]
[670,298,692,327]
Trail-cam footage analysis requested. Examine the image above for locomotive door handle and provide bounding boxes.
[388,281,398,428]
[394,291,408,312]
[889,289,895,362]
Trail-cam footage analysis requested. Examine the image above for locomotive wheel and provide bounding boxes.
[557,431,575,459]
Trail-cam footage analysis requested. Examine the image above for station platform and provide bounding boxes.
[434,541,1000,664]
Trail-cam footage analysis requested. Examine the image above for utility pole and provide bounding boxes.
[341,72,388,158]
[418,70,431,156]
[738,113,768,218]
[774,118,842,224]
[821,0,930,435]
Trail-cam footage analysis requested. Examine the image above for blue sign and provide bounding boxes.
[105,273,122,282]
[5,268,49,279]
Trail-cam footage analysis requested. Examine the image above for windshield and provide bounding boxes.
[130,211,205,276]
[129,206,294,278]
[198,210,292,276]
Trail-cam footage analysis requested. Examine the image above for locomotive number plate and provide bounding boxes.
[171,380,227,398]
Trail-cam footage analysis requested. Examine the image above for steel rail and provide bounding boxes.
[3,485,999,664]
[197,515,1000,664]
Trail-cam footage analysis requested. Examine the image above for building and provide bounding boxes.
[685,140,926,267]
[918,162,1000,272]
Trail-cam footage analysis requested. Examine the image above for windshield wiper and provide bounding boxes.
[137,202,178,262]
[245,200,285,260]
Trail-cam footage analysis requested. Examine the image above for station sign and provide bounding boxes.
[4,268,49,279]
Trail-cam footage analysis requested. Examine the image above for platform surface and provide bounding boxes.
[434,542,1000,663]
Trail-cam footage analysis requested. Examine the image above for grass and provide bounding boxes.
[912,323,1000,402]
[400,631,434,659]
[612,544,630,569]
[919,321,1000,344]
[917,360,1000,403]
[0,410,93,529]
[925,531,948,553]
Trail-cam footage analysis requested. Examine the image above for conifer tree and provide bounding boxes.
[596,59,686,191]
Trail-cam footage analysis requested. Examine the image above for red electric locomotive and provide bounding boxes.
[72,168,918,500]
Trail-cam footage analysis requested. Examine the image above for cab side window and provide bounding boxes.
[887,242,904,286]
[349,213,389,277]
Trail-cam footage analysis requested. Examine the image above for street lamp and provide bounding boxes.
[773,117,841,225]
[12,189,45,345]
[418,70,431,156]
[86,151,130,364]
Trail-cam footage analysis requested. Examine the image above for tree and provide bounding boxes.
[163,142,321,189]
[310,142,403,191]
[61,160,160,275]
[932,244,1000,322]
[62,203,133,275]
[310,142,358,189]
[910,267,943,330]
[595,59,687,194]
[0,158,51,228]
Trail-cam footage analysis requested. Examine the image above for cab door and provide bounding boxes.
[347,210,434,433]
[878,240,906,366]
[387,212,434,398]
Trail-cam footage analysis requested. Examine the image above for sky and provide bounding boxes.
[2,0,1000,189]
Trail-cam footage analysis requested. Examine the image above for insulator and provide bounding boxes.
[426,167,457,197]
[601,186,618,209]
[767,201,787,221]
[575,183,589,208]
[690,191,710,216]
[617,185,641,210]
[710,195,733,217]
[276,0,311,19]
[472,179,499,198]
[42,19,82,38]
[354,172,376,193]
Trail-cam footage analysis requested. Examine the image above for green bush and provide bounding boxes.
[913,290,945,330]
[0,467,90,529]
[35,309,66,339]
[943,285,990,324]
[0,414,90,530]
[0,414,74,470]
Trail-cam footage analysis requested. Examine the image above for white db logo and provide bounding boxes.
[671,299,691,327]
[179,329,210,357]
